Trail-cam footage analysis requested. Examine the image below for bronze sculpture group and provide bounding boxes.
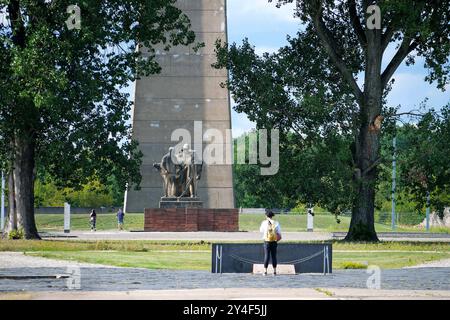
[153,144,203,199]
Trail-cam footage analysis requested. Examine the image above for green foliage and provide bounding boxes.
[34,176,122,208]
[271,0,450,90]
[217,1,450,231]
[0,0,197,193]
[290,203,307,214]
[8,229,24,240]
[397,105,450,216]
[340,261,368,269]
[233,131,355,215]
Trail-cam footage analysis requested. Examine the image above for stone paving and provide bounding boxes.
[1,266,449,293]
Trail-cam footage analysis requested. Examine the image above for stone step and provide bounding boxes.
[252,264,296,275]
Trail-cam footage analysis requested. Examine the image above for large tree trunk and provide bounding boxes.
[346,121,380,241]
[6,171,17,233]
[13,132,40,240]
[345,34,382,242]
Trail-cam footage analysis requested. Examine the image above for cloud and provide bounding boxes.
[229,0,298,23]
[227,0,300,48]
[387,72,449,112]
[254,46,280,56]
[230,98,256,137]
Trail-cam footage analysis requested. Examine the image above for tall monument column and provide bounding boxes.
[125,0,235,212]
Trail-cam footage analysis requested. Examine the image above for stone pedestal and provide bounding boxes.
[159,197,203,209]
[145,208,239,232]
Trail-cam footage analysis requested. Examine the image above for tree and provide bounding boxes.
[398,104,450,216]
[34,175,119,208]
[233,132,354,216]
[0,0,196,239]
[216,0,450,241]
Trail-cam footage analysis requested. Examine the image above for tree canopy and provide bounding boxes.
[216,0,450,241]
[0,0,196,238]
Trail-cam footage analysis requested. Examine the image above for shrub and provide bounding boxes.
[8,229,24,240]
[340,261,368,269]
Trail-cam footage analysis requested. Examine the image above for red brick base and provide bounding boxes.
[144,208,239,232]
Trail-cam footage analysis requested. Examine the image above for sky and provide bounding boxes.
[124,0,449,137]
[226,0,449,136]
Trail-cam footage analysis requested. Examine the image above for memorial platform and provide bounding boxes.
[144,208,239,232]
[212,243,332,274]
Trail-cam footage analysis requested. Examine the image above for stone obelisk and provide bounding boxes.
[125,0,234,212]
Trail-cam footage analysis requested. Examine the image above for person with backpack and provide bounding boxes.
[259,210,282,276]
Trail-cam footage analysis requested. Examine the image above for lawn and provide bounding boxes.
[1,239,449,270]
[36,213,357,232]
[36,213,144,231]
[239,214,394,232]
[27,251,212,270]
[36,213,448,233]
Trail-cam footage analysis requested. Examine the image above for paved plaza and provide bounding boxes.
[0,252,449,299]
[1,267,450,292]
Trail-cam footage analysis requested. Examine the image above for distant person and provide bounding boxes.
[117,208,125,231]
[259,210,282,276]
[90,209,97,232]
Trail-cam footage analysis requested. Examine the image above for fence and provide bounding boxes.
[239,208,450,233]
[3,207,119,214]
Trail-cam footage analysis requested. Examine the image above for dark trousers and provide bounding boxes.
[264,241,278,269]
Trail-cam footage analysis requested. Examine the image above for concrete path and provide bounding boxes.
[2,288,450,300]
[40,231,332,241]
[40,231,450,242]
[404,258,450,268]
[332,232,450,242]
[0,252,118,269]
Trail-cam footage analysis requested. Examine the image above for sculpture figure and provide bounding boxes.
[153,144,203,199]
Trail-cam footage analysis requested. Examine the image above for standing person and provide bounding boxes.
[117,208,125,231]
[90,209,97,232]
[259,210,282,276]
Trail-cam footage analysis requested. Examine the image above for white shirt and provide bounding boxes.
[259,219,281,240]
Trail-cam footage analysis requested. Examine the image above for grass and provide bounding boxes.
[36,213,144,231]
[0,239,212,252]
[24,248,449,270]
[26,251,211,270]
[239,214,389,232]
[1,239,449,271]
[35,213,450,233]
[315,288,335,296]
[238,214,450,233]
[334,251,450,269]
[428,226,450,234]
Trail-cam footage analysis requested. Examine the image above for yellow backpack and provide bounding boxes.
[265,220,278,242]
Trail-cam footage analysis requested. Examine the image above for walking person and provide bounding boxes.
[90,209,97,232]
[259,210,282,276]
[117,208,125,231]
